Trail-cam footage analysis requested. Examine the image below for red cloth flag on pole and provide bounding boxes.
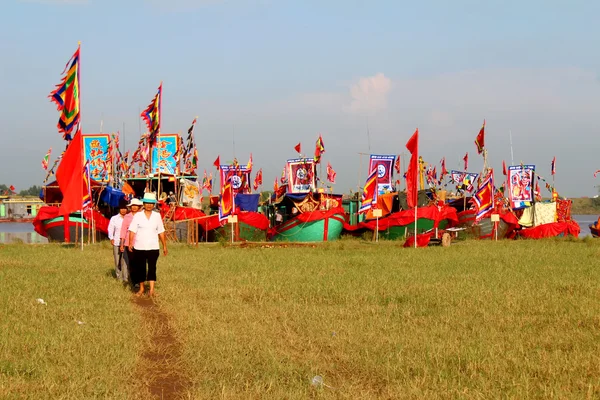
[218,173,234,221]
[273,177,279,192]
[405,129,419,208]
[475,119,485,154]
[502,160,507,176]
[213,156,220,170]
[394,155,401,174]
[326,162,336,184]
[253,168,263,191]
[463,152,469,171]
[551,156,556,176]
[440,157,448,177]
[9,185,15,192]
[55,129,85,216]
[294,142,301,154]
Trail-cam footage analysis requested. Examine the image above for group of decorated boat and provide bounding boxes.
[33,43,588,245]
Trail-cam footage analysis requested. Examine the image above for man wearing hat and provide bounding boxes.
[128,192,167,297]
[119,197,143,286]
[108,200,129,282]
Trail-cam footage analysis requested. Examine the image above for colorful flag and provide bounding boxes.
[394,155,401,174]
[82,160,92,211]
[280,167,287,184]
[475,120,485,154]
[55,128,86,216]
[202,170,209,191]
[551,156,556,176]
[473,170,494,222]
[359,168,378,213]
[247,153,253,170]
[294,142,301,154]
[207,172,213,193]
[49,45,80,141]
[273,177,279,192]
[326,162,336,184]
[9,185,15,192]
[535,180,542,202]
[502,160,507,176]
[218,173,234,221]
[140,83,162,146]
[426,165,435,185]
[463,152,469,171]
[253,168,263,191]
[314,135,325,164]
[213,156,220,170]
[183,117,197,172]
[42,148,52,170]
[405,129,419,208]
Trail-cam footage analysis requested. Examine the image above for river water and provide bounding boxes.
[0,215,596,244]
[0,222,48,244]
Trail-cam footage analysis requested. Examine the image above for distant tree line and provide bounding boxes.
[0,184,41,197]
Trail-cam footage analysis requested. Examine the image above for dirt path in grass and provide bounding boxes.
[133,296,189,399]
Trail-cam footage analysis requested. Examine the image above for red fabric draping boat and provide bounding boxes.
[518,221,580,239]
[403,232,432,248]
[343,205,458,232]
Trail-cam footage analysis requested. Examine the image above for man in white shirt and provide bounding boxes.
[128,193,167,297]
[108,201,129,282]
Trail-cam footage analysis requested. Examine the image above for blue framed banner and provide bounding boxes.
[287,158,316,193]
[369,154,395,194]
[450,170,479,193]
[151,134,179,175]
[83,134,110,181]
[508,165,535,209]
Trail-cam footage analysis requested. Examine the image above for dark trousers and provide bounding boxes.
[132,249,159,284]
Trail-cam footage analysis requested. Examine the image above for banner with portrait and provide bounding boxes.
[151,134,179,175]
[508,165,535,209]
[287,158,316,194]
[369,155,395,194]
[450,170,479,193]
[220,165,251,194]
[83,134,110,181]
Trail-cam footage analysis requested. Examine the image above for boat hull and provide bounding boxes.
[270,212,345,242]
[379,218,449,240]
[457,210,516,239]
[589,224,599,238]
[214,221,268,242]
[43,214,108,243]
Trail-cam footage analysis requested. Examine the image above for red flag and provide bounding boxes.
[9,185,15,192]
[273,177,279,192]
[55,129,85,216]
[294,142,301,154]
[475,119,485,154]
[463,152,468,171]
[213,156,220,170]
[253,169,263,191]
[502,160,507,176]
[440,157,448,177]
[394,155,401,174]
[326,162,336,184]
[218,173,234,221]
[405,129,419,208]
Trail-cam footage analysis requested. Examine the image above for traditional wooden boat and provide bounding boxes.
[269,207,345,242]
[456,209,519,240]
[33,205,109,243]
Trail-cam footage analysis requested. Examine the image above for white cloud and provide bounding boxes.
[347,73,392,115]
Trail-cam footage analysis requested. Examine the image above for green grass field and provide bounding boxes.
[2,238,600,399]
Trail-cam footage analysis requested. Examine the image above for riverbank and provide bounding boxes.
[569,197,600,215]
[2,239,600,398]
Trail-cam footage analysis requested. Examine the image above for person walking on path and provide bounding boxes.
[119,198,143,286]
[128,193,167,297]
[108,201,129,282]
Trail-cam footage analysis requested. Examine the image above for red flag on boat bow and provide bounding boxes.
[405,129,419,208]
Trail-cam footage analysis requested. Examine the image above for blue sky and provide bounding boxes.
[1,0,599,196]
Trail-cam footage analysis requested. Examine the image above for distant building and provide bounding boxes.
[0,196,44,221]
